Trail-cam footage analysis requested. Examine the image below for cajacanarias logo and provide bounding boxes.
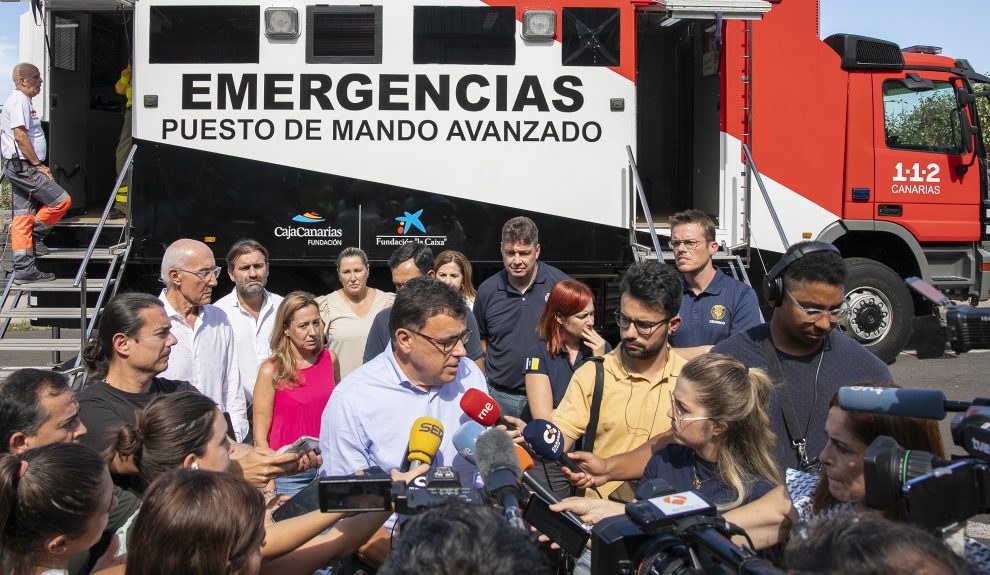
[292,212,326,223]
[276,212,342,246]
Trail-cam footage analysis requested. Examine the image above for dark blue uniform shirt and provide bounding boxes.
[362,306,484,363]
[474,262,569,391]
[642,444,776,507]
[522,340,612,408]
[670,269,762,348]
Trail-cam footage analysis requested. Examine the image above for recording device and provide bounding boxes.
[271,476,320,522]
[391,466,484,515]
[524,491,590,557]
[591,480,783,575]
[460,388,511,427]
[402,417,444,472]
[523,419,582,474]
[277,435,320,455]
[905,276,990,355]
[318,474,393,512]
[452,420,487,464]
[475,428,527,531]
[844,385,990,537]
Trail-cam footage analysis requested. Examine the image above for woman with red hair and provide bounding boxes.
[524,279,610,422]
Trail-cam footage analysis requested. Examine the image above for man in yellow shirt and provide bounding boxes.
[553,260,686,500]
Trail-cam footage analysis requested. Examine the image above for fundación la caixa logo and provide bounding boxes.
[377,208,447,247]
[275,211,344,246]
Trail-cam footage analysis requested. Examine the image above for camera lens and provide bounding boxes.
[864,435,949,512]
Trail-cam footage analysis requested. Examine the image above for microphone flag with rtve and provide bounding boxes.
[460,388,508,427]
[452,420,487,465]
[475,427,526,531]
[402,417,444,472]
[837,386,948,420]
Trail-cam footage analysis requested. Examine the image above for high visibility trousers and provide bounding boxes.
[5,164,71,274]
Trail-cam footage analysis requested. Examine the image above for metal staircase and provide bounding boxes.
[625,144,755,286]
[0,146,136,384]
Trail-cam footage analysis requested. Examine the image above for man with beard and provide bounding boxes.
[157,238,248,440]
[552,260,687,500]
[215,239,284,404]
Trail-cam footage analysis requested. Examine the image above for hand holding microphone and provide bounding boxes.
[523,419,602,497]
[402,417,444,472]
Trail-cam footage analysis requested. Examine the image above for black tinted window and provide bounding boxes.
[413,6,515,65]
[307,6,382,64]
[150,6,259,64]
[561,8,620,67]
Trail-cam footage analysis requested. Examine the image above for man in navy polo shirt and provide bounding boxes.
[667,210,761,347]
[474,216,569,419]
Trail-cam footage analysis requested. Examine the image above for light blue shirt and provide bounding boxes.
[319,343,486,489]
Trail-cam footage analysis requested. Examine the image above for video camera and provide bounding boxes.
[590,480,783,575]
[905,276,990,356]
[838,386,990,549]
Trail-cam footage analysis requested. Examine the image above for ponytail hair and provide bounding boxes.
[84,292,165,378]
[678,353,782,510]
[108,391,220,486]
[0,444,108,575]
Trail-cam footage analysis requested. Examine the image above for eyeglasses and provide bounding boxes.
[785,290,850,323]
[408,329,472,355]
[668,240,709,250]
[178,266,222,282]
[614,311,669,336]
[669,391,711,429]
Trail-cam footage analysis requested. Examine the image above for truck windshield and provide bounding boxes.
[883,80,963,154]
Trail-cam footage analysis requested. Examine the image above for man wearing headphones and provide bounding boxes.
[710,241,892,472]
[557,241,893,489]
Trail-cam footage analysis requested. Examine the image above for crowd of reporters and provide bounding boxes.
[0,212,985,575]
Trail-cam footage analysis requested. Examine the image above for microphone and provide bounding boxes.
[460,388,511,428]
[474,428,526,532]
[514,445,586,527]
[837,386,969,420]
[452,420,487,465]
[523,419,583,475]
[401,417,444,472]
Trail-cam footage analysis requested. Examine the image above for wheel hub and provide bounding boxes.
[840,287,892,344]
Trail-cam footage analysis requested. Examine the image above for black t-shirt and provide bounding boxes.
[642,444,775,507]
[77,377,197,456]
[521,340,611,408]
[711,324,892,472]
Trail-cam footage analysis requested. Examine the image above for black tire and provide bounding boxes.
[837,258,913,364]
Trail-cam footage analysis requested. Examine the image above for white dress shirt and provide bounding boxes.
[158,291,248,441]
[214,288,284,402]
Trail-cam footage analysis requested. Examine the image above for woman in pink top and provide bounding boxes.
[253,291,340,496]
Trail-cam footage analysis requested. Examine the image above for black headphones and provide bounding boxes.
[762,242,841,306]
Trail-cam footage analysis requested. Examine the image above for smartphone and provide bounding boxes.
[318,476,393,513]
[277,435,320,455]
[523,494,590,557]
[271,476,321,522]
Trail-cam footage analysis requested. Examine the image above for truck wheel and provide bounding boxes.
[837,258,913,364]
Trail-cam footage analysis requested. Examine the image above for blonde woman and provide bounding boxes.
[253,291,340,496]
[551,353,781,522]
[433,250,477,309]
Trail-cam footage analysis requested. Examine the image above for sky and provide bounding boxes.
[0,1,986,85]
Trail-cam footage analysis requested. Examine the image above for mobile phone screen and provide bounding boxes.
[523,494,590,556]
[318,477,392,512]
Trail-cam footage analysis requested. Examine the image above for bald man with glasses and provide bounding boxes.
[157,238,248,440]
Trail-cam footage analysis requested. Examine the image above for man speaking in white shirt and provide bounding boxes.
[214,239,283,404]
[157,238,248,440]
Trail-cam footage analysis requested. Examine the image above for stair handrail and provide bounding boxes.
[740,143,788,249]
[625,145,665,263]
[73,144,136,289]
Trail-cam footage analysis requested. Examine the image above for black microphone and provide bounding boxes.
[837,386,971,420]
[523,419,583,474]
[475,428,526,532]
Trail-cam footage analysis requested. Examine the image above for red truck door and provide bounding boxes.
[873,72,981,242]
